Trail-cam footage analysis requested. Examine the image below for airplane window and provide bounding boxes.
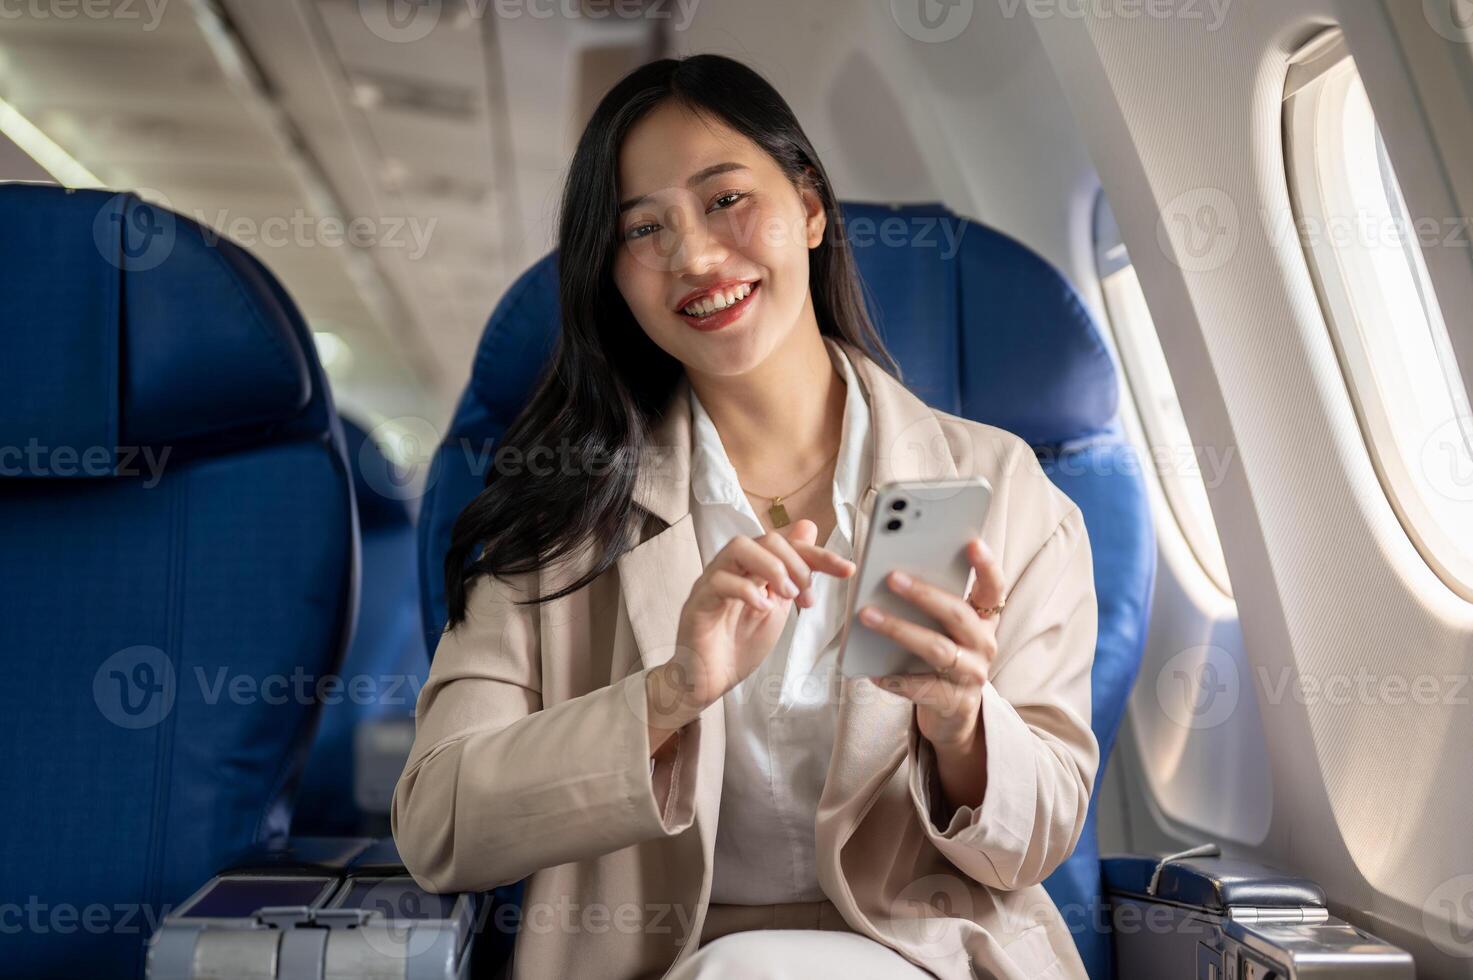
[1093,191,1233,595]
[1286,35,1473,599]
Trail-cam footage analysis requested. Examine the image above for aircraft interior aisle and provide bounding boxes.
[0,1,1470,978]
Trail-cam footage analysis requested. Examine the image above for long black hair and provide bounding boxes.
[443,53,899,628]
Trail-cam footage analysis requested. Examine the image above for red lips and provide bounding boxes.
[675,280,761,333]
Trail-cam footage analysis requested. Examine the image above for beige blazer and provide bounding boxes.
[392,337,1099,980]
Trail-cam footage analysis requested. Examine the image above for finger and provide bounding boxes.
[965,536,1005,612]
[756,530,817,594]
[781,517,819,547]
[774,518,856,578]
[763,520,856,609]
[720,537,800,601]
[855,606,987,685]
[788,539,857,578]
[706,569,778,614]
[884,570,988,649]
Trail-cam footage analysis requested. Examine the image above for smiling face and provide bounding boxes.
[612,101,827,378]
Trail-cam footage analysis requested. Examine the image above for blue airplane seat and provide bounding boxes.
[416,251,559,653]
[295,416,429,837]
[416,201,1155,979]
[0,185,359,978]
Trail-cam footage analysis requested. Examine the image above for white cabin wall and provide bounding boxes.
[1034,3,1473,974]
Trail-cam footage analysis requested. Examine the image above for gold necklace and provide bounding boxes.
[738,445,841,529]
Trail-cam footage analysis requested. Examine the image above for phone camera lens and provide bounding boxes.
[885,518,903,532]
[890,498,907,512]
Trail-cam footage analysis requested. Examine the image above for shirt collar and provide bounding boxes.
[689,338,872,545]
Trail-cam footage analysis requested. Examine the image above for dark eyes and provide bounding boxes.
[624,190,750,241]
[711,190,746,209]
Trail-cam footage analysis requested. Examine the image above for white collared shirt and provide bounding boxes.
[687,337,873,905]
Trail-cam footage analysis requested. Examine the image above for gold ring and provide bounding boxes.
[970,597,1006,619]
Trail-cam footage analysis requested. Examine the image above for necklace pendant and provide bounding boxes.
[768,498,791,528]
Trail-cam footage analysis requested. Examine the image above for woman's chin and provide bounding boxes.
[673,324,779,376]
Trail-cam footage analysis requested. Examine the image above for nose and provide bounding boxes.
[662,200,729,279]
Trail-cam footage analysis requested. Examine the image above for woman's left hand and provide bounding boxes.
[858,536,1005,752]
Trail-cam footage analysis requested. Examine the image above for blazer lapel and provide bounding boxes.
[817,338,960,889]
[616,374,729,934]
[619,371,702,675]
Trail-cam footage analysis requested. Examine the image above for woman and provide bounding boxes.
[392,54,1098,980]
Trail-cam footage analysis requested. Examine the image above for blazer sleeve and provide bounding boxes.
[905,504,1100,891]
[390,568,701,894]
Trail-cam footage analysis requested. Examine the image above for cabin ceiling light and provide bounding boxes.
[0,95,101,188]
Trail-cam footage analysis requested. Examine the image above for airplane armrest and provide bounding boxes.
[219,835,380,874]
[146,837,508,980]
[1103,852,1414,978]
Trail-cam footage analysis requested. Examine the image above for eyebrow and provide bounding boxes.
[617,162,750,214]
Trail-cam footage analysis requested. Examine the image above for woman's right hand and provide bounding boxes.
[665,518,856,709]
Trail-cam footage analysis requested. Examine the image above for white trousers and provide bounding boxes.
[665,900,937,979]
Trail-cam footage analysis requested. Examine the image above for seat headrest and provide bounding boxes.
[0,185,317,477]
[341,415,415,531]
[841,201,1117,445]
[468,250,560,418]
[462,202,1116,448]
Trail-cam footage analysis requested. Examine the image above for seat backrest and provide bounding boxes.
[416,201,1155,979]
[0,185,359,978]
[295,416,428,836]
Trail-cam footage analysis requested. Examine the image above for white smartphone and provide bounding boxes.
[838,477,994,679]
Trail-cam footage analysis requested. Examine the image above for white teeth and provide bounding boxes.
[683,282,753,316]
